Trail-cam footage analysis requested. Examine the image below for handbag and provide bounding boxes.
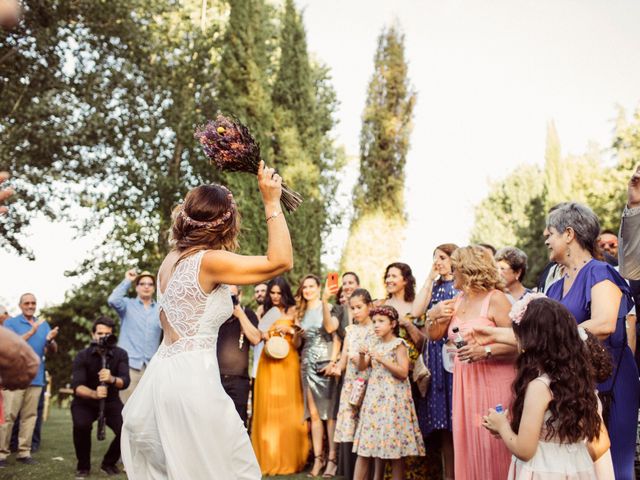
[264,332,290,360]
[597,347,622,426]
[412,340,431,397]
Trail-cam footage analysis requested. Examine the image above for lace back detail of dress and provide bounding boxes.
[157,251,233,358]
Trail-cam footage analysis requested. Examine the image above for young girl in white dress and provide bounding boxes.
[482,296,613,480]
[121,161,292,480]
[333,288,375,478]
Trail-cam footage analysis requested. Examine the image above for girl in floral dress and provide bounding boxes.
[352,305,425,480]
[333,288,375,479]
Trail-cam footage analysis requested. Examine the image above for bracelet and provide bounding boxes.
[266,210,282,222]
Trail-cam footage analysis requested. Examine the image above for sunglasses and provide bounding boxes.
[599,242,617,249]
[138,282,155,287]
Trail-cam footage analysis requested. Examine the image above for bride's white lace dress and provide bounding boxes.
[121,251,261,479]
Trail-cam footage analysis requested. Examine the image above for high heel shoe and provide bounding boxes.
[307,454,326,477]
[322,457,337,478]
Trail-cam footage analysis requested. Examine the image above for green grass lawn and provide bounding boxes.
[0,407,343,480]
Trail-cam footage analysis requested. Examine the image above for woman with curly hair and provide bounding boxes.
[427,245,516,480]
[380,263,424,364]
[482,297,613,479]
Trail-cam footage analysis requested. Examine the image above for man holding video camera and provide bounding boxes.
[71,317,130,478]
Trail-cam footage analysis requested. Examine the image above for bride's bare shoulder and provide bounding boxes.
[158,250,182,289]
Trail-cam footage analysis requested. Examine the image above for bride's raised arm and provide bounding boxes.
[201,160,293,286]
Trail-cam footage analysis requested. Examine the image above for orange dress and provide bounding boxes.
[251,317,309,475]
[448,290,516,480]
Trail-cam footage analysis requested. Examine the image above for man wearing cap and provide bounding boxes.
[108,269,161,403]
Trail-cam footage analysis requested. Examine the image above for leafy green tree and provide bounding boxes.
[470,164,546,286]
[341,24,416,297]
[4,0,341,389]
[271,0,341,280]
[472,111,640,287]
[213,0,277,260]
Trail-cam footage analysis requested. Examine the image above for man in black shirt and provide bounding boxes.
[217,286,261,425]
[71,317,130,478]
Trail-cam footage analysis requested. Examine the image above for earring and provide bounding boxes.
[566,247,571,258]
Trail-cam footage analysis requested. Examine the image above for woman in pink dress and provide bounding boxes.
[427,245,517,480]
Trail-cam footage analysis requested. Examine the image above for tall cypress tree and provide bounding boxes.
[271,0,340,280]
[544,120,571,207]
[272,0,316,151]
[215,0,276,256]
[341,25,416,296]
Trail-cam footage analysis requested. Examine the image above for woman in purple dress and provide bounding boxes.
[544,202,639,480]
[412,244,459,480]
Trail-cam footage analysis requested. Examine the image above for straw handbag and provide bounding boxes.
[264,332,290,360]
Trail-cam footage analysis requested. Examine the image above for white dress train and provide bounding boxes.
[120,251,261,479]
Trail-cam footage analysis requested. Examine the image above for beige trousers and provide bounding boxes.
[0,386,43,459]
[119,365,146,404]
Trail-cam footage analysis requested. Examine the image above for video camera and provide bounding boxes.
[91,333,118,349]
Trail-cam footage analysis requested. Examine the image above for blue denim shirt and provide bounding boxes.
[4,314,50,386]
[108,279,162,370]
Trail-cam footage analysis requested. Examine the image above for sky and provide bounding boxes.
[2,0,640,313]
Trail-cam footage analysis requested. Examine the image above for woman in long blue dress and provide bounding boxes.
[544,202,639,480]
[412,243,459,480]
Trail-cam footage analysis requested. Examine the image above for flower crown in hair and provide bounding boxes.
[179,186,235,229]
[370,305,399,321]
[509,292,546,325]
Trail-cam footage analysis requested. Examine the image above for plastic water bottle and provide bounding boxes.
[495,403,504,414]
[349,377,367,407]
[452,326,466,349]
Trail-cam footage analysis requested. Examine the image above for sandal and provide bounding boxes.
[307,454,326,477]
[322,457,337,478]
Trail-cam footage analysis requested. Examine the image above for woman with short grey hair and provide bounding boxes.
[494,247,530,304]
[545,202,639,479]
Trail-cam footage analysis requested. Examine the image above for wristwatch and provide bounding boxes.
[484,346,492,359]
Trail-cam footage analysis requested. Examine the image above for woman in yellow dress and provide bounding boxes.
[251,276,309,475]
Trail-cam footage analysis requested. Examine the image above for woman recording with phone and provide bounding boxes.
[296,274,341,477]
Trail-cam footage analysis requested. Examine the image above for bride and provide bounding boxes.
[121,161,291,479]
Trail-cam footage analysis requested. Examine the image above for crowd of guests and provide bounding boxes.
[241,184,640,480]
[0,166,638,479]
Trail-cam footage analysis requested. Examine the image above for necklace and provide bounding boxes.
[564,257,592,280]
[459,293,478,315]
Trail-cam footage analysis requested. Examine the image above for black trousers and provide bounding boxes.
[220,374,250,426]
[71,400,123,471]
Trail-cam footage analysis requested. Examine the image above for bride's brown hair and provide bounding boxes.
[170,184,240,260]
